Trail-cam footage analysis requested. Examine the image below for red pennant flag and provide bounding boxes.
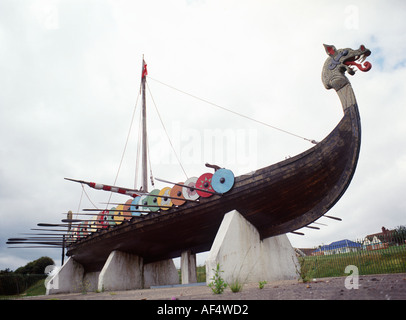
[142,62,148,78]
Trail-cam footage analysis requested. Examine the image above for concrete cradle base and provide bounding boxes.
[144,258,179,289]
[98,251,143,292]
[47,209,299,294]
[181,250,197,284]
[46,257,86,295]
[46,251,179,295]
[206,210,300,284]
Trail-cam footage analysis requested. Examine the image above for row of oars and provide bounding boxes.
[7,175,343,250]
[6,177,211,249]
[7,213,343,248]
[289,215,342,236]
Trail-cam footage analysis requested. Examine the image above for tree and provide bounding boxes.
[0,268,13,274]
[393,225,406,245]
[14,256,55,275]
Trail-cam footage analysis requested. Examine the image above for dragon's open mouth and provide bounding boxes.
[343,50,372,72]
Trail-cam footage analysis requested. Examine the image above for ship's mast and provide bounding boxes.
[141,57,148,192]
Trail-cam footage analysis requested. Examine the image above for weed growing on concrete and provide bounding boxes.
[229,279,243,293]
[258,280,267,289]
[208,263,227,294]
[296,257,310,283]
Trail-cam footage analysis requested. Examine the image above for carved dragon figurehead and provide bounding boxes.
[322,44,372,91]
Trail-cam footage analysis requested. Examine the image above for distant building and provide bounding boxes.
[362,235,388,251]
[313,239,362,255]
[365,227,394,242]
[363,226,394,250]
[295,248,317,257]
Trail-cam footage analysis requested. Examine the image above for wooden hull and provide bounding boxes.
[67,104,361,272]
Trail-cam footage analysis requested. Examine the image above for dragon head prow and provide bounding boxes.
[322,44,372,91]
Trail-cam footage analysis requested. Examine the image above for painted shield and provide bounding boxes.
[147,189,161,212]
[113,204,125,225]
[97,210,109,229]
[107,207,116,226]
[88,216,97,233]
[139,195,150,214]
[196,173,214,198]
[79,221,88,237]
[182,177,199,201]
[157,187,173,210]
[130,196,142,216]
[71,227,79,240]
[211,168,235,193]
[122,199,133,220]
[170,183,186,205]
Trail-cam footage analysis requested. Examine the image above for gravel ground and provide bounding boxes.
[18,273,406,300]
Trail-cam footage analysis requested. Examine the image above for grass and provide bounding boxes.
[24,279,46,296]
[299,244,406,279]
[177,265,207,283]
[229,279,243,293]
[0,279,46,299]
[179,245,405,287]
[196,265,206,282]
[2,244,403,298]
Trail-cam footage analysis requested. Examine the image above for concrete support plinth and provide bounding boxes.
[83,271,100,292]
[206,210,299,284]
[46,257,85,295]
[98,250,143,292]
[46,251,180,295]
[144,259,179,288]
[181,250,197,284]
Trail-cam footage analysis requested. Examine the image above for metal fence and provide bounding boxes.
[298,235,406,280]
[0,274,46,296]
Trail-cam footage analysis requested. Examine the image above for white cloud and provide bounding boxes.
[1,0,405,269]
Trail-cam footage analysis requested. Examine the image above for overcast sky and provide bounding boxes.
[1,0,406,271]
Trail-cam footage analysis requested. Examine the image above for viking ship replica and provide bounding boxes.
[8,44,372,273]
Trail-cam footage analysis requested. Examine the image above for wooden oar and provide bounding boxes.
[82,208,152,214]
[290,231,305,236]
[155,177,222,196]
[324,215,342,221]
[8,246,63,249]
[6,241,66,245]
[61,212,133,217]
[304,225,320,230]
[21,233,70,236]
[31,228,73,232]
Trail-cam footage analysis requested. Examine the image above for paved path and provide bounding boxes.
[20,273,406,300]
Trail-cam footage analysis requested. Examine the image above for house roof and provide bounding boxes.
[315,239,361,252]
[296,248,317,256]
[365,227,394,241]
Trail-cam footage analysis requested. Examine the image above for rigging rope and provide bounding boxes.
[75,187,85,219]
[81,183,98,209]
[147,76,318,145]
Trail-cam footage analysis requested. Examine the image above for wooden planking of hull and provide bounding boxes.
[66,44,371,272]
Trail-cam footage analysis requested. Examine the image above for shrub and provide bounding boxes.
[208,263,227,294]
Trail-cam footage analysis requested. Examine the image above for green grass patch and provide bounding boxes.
[299,244,406,279]
[24,279,46,296]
